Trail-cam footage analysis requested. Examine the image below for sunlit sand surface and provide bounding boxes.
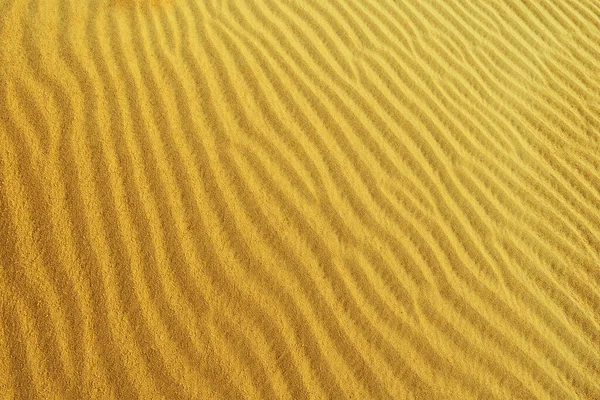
[1,0,600,398]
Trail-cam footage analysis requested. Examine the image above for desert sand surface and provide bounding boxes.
[1,0,600,398]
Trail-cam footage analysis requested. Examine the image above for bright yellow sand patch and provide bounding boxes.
[1,0,599,398]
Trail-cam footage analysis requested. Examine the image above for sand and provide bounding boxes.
[1,0,599,398]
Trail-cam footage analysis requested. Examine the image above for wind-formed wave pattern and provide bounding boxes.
[1,0,599,398]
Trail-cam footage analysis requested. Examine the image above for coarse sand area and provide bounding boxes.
[1,0,600,398]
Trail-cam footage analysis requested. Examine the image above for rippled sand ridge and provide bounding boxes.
[1,0,600,398]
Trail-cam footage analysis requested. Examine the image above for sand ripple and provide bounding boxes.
[1,0,599,398]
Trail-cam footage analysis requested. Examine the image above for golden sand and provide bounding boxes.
[1,0,600,398]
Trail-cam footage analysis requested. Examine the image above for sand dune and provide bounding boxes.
[1,0,600,398]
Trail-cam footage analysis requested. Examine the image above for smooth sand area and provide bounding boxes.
[1,0,599,398]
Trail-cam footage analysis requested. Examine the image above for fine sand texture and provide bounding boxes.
[1,0,600,398]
